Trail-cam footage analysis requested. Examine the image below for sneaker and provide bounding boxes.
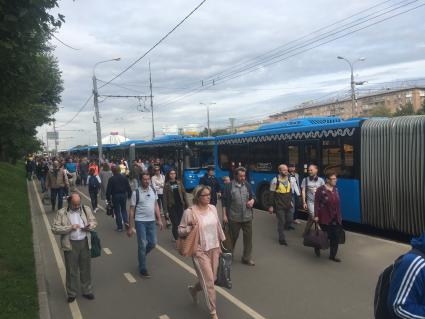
[140,270,151,278]
[116,228,123,232]
[329,257,341,262]
[93,208,98,214]
[314,248,321,257]
[293,219,301,224]
[210,313,218,319]
[188,285,198,304]
[241,258,255,266]
[83,293,95,300]
[67,296,76,303]
[279,240,288,246]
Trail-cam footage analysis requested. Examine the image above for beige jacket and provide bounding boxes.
[51,205,97,251]
[46,168,69,189]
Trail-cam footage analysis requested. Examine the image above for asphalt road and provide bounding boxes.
[29,181,409,319]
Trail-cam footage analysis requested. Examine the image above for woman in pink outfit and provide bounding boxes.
[178,185,225,319]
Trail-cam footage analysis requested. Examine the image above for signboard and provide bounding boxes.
[162,125,179,135]
[182,124,202,136]
[47,132,59,140]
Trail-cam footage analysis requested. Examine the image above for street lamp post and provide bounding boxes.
[337,56,365,117]
[92,58,120,164]
[200,102,216,136]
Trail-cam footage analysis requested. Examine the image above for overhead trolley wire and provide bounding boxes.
[155,0,424,108]
[98,0,208,89]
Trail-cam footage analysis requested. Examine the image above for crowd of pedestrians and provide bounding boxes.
[28,152,423,319]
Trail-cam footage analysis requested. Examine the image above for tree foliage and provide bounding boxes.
[0,1,64,163]
[368,101,425,118]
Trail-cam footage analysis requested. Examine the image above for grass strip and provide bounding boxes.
[0,162,38,319]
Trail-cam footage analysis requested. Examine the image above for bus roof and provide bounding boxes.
[215,117,366,144]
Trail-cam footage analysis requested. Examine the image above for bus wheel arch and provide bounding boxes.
[257,182,270,210]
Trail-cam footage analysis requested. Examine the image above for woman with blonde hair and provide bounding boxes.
[178,185,225,319]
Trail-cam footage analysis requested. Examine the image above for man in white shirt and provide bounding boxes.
[128,173,163,278]
[301,165,325,219]
[51,193,97,303]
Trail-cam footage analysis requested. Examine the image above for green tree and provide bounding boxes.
[417,99,425,115]
[393,102,415,117]
[0,1,64,163]
[368,105,393,117]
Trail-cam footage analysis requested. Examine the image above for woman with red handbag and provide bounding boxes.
[178,185,226,319]
[313,171,343,262]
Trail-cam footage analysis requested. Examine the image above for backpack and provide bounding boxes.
[88,176,99,191]
[135,185,157,209]
[374,248,425,319]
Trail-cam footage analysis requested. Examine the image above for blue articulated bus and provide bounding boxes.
[127,135,215,191]
[214,116,425,236]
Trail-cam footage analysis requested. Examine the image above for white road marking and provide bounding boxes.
[103,248,112,255]
[31,181,84,319]
[123,272,137,283]
[77,189,266,319]
[159,315,170,319]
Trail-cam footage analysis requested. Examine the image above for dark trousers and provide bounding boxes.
[320,224,339,258]
[39,176,46,193]
[228,220,253,261]
[112,193,128,230]
[276,206,291,242]
[80,173,88,186]
[89,190,98,210]
[168,205,184,240]
[51,187,65,210]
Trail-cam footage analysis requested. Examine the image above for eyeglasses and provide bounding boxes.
[200,193,211,197]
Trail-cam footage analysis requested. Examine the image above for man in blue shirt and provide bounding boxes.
[127,172,163,278]
[65,158,77,192]
[388,232,425,318]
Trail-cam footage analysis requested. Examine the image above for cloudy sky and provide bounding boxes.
[39,0,425,150]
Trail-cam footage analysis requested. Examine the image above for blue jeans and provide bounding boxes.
[39,176,46,193]
[112,193,128,230]
[135,221,157,273]
[51,187,65,210]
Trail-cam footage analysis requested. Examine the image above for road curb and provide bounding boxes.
[28,181,52,319]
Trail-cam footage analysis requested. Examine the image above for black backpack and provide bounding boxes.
[374,248,425,319]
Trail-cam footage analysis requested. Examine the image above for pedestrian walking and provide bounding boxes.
[65,158,78,192]
[106,166,132,232]
[127,173,164,278]
[301,164,325,219]
[79,158,89,186]
[222,167,256,266]
[51,193,97,303]
[385,232,425,319]
[313,171,343,262]
[267,164,300,246]
[36,158,49,193]
[89,160,99,176]
[46,160,69,211]
[163,169,188,241]
[26,157,36,180]
[288,164,301,224]
[199,166,222,206]
[99,162,113,203]
[87,168,101,213]
[151,166,171,228]
[179,185,226,319]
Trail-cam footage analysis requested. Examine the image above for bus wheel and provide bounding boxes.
[258,184,270,210]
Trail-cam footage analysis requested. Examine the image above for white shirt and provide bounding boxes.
[68,209,87,240]
[151,174,165,195]
[198,209,220,251]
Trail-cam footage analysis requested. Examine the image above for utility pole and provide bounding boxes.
[149,61,155,139]
[92,74,103,164]
[337,56,365,117]
[200,102,216,136]
[229,118,236,134]
[53,120,58,155]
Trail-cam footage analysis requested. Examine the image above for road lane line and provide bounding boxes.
[159,315,170,319]
[77,189,266,319]
[32,180,84,319]
[124,272,137,283]
[103,248,112,255]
